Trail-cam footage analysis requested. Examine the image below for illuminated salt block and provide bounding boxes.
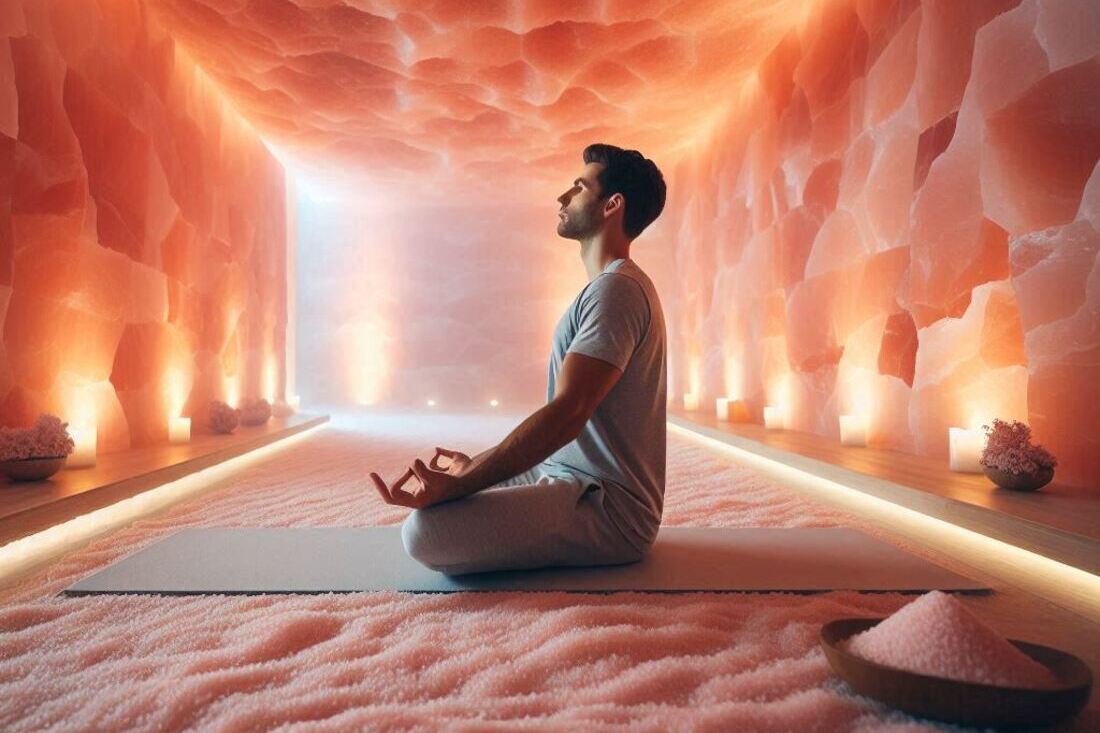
[949,427,985,473]
[67,428,97,468]
[169,417,191,445]
[716,397,730,421]
[716,397,749,422]
[839,415,868,446]
[763,406,784,430]
[683,393,699,411]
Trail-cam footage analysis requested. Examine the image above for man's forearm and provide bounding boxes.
[455,400,583,498]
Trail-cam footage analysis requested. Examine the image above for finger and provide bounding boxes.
[429,449,446,471]
[392,467,416,493]
[392,471,425,507]
[436,447,458,458]
[369,472,392,504]
[391,480,420,506]
[410,459,431,483]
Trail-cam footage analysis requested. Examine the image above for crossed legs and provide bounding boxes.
[400,467,645,575]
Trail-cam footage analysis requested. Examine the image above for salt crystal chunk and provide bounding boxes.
[843,591,1057,689]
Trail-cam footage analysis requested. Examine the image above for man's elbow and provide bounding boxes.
[550,397,591,443]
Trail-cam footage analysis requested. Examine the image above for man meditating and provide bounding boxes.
[371,144,668,575]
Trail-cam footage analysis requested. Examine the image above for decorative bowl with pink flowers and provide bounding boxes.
[0,414,76,482]
[980,419,1057,492]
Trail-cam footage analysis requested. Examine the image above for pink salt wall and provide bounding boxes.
[0,0,287,452]
[295,197,621,411]
[663,0,1100,489]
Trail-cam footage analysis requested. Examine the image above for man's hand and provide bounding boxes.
[370,467,423,507]
[370,447,474,510]
[429,446,472,475]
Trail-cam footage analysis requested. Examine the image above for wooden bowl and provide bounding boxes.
[0,456,66,482]
[984,465,1054,492]
[821,618,1093,728]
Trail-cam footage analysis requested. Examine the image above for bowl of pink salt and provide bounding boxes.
[820,591,1092,728]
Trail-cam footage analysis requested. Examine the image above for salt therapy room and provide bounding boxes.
[1,0,1098,730]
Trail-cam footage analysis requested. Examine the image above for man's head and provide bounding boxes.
[556,144,666,242]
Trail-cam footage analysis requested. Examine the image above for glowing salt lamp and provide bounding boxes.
[168,417,191,445]
[264,357,277,403]
[839,415,868,446]
[67,427,97,468]
[949,427,985,473]
[763,406,784,430]
[716,397,749,422]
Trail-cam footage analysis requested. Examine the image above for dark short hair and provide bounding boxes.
[582,143,667,239]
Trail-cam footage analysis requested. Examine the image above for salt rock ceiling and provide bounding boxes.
[145,0,809,197]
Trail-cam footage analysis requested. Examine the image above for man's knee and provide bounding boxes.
[401,510,446,571]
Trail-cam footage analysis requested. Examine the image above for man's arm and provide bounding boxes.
[452,351,624,498]
[455,399,584,494]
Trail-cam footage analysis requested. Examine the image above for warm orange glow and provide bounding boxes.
[0,0,287,451]
[142,0,815,204]
[0,424,326,583]
[723,353,744,402]
[948,427,986,473]
[839,367,874,421]
[67,427,97,468]
[344,319,390,406]
[670,421,1100,622]
[264,356,278,404]
[62,383,97,435]
[767,373,791,416]
[687,356,702,404]
[224,377,240,409]
[168,417,191,444]
[165,368,189,417]
[658,0,1100,489]
[964,366,1028,431]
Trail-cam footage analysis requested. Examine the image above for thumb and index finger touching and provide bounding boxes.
[369,467,416,504]
[429,445,462,470]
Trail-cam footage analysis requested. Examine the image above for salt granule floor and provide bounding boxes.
[0,411,1096,732]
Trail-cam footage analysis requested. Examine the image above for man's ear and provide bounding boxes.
[603,192,624,216]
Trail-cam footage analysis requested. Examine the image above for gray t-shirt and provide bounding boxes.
[541,257,667,552]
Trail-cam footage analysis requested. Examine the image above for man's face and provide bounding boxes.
[556,162,606,240]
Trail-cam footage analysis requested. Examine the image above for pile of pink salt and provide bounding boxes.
[843,591,1058,689]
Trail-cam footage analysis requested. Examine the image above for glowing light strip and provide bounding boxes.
[0,423,328,586]
[669,421,1100,622]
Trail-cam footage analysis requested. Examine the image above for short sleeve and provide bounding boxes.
[567,274,650,371]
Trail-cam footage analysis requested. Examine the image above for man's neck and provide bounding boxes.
[580,236,630,282]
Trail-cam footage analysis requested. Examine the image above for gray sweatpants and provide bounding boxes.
[400,465,646,575]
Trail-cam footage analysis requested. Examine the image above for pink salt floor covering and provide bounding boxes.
[0,412,1094,732]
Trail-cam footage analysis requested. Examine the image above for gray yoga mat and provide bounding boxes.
[62,526,987,595]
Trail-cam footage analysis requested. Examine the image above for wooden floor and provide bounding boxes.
[669,408,1099,575]
[0,414,329,546]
